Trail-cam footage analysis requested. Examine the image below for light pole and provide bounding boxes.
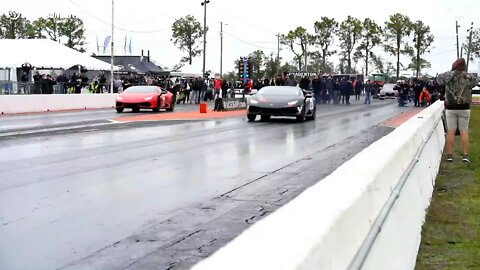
[201,0,210,81]
[110,0,115,93]
[456,21,460,59]
[220,22,227,77]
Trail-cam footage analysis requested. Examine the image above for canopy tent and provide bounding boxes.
[94,55,165,75]
[0,39,115,70]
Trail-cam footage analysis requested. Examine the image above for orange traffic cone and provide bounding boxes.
[200,102,208,113]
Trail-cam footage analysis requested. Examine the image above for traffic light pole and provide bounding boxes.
[243,58,248,84]
[110,0,114,93]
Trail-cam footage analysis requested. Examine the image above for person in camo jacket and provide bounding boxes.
[438,58,477,163]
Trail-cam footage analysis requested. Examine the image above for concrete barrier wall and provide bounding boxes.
[192,101,445,270]
[0,94,118,114]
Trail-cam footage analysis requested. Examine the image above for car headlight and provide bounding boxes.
[117,96,123,100]
[288,100,298,106]
[145,96,153,101]
[250,99,259,104]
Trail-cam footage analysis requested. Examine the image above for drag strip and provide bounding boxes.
[0,100,412,270]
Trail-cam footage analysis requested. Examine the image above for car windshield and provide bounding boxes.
[125,86,158,93]
[382,84,396,92]
[258,87,301,96]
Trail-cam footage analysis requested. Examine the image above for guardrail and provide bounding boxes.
[192,101,446,270]
[0,94,118,114]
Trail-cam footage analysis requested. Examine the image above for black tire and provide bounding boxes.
[132,107,140,113]
[166,102,175,112]
[307,106,316,120]
[116,108,124,113]
[153,97,160,112]
[247,114,257,122]
[260,115,271,121]
[296,106,306,122]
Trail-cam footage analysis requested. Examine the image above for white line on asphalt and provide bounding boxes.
[0,122,112,137]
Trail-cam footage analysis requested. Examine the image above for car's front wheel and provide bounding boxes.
[296,106,306,122]
[116,108,124,113]
[247,114,256,122]
[153,97,160,112]
[307,106,316,120]
[166,101,175,112]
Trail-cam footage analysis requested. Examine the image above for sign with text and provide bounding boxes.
[222,98,247,111]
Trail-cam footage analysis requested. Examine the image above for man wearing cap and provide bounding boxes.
[438,58,477,163]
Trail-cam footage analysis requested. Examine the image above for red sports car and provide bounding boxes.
[115,86,175,113]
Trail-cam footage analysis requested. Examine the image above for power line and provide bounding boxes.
[223,31,276,50]
[69,0,168,34]
[214,5,277,35]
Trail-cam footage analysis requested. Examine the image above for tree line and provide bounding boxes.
[280,13,436,79]
[0,11,86,52]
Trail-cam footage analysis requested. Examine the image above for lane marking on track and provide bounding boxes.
[0,122,112,137]
[113,110,247,123]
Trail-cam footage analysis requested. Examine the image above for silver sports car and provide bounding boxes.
[247,86,316,122]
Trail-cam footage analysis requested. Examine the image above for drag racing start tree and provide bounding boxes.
[238,57,253,83]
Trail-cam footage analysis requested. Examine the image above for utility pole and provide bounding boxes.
[456,21,460,59]
[110,0,114,93]
[304,43,308,72]
[466,22,474,71]
[201,0,210,81]
[220,21,224,77]
[277,33,280,62]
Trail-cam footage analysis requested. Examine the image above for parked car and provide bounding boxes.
[379,83,399,100]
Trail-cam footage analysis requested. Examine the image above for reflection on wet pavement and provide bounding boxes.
[0,100,418,270]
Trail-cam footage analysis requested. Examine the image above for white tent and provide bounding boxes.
[0,39,115,70]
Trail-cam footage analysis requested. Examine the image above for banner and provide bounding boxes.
[103,36,111,53]
[221,98,247,111]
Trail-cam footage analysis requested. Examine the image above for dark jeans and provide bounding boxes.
[414,92,421,107]
[334,91,341,104]
[184,90,191,103]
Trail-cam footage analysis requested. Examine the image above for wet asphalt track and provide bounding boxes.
[0,100,412,270]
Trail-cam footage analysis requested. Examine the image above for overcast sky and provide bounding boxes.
[2,0,480,75]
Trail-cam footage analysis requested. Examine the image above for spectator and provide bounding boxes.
[56,72,68,94]
[221,79,229,99]
[325,76,333,104]
[299,76,310,91]
[355,79,363,100]
[438,58,477,163]
[364,80,373,105]
[419,87,431,107]
[413,80,423,107]
[98,73,107,92]
[41,75,56,94]
[285,74,297,87]
[33,71,42,94]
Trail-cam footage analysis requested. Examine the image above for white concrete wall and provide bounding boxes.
[0,94,118,114]
[192,101,445,270]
